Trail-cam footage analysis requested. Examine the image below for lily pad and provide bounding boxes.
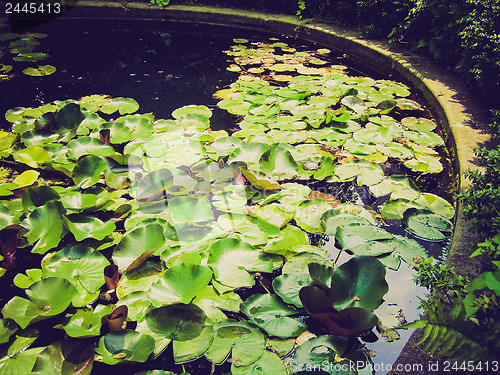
[241,294,306,338]
[403,208,454,242]
[100,97,139,115]
[2,278,77,329]
[112,224,166,272]
[148,263,213,307]
[329,256,388,311]
[67,137,115,160]
[65,214,116,241]
[22,65,56,76]
[207,238,273,291]
[204,320,265,367]
[173,325,214,364]
[293,335,353,375]
[25,200,67,254]
[42,245,109,293]
[72,155,108,188]
[95,330,155,365]
[231,351,287,375]
[145,304,206,341]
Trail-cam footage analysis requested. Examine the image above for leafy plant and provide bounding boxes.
[0,33,455,374]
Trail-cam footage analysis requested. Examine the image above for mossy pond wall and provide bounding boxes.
[0,4,470,375]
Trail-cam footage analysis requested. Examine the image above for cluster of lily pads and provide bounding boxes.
[0,29,56,81]
[0,37,455,374]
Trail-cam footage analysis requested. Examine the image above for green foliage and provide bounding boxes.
[411,252,500,361]
[458,146,500,236]
[150,0,170,6]
[0,35,453,373]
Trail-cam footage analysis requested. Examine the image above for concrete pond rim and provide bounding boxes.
[9,2,495,373]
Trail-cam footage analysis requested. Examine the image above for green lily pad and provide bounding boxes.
[145,304,206,341]
[67,137,115,160]
[322,209,371,235]
[62,308,106,338]
[204,320,265,367]
[96,330,155,365]
[0,319,18,345]
[12,170,39,188]
[231,351,287,375]
[294,199,332,233]
[379,198,422,220]
[404,155,443,173]
[13,146,48,168]
[72,155,108,188]
[414,192,455,219]
[65,214,116,242]
[173,325,214,364]
[329,256,388,311]
[130,168,173,201]
[25,200,67,254]
[42,245,109,293]
[241,293,306,338]
[336,224,393,250]
[293,335,352,375]
[100,97,139,115]
[22,65,56,76]
[168,195,214,225]
[13,52,48,62]
[403,208,454,242]
[2,278,77,329]
[263,224,309,255]
[192,286,243,324]
[31,339,95,375]
[112,223,166,272]
[208,238,273,290]
[148,263,213,307]
[0,329,44,374]
[172,105,212,119]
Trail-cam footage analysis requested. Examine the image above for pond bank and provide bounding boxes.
[11,2,495,373]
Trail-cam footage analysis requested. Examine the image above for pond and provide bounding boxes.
[0,16,457,375]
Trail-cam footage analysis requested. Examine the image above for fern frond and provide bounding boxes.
[412,298,490,361]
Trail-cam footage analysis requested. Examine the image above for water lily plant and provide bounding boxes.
[0,36,456,375]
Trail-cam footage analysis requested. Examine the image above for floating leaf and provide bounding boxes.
[241,294,306,338]
[145,304,206,341]
[294,199,332,233]
[67,137,115,160]
[12,170,39,188]
[403,208,453,242]
[205,320,265,367]
[13,52,48,62]
[231,351,287,375]
[414,192,455,219]
[329,256,388,311]
[112,224,166,272]
[148,263,213,307]
[65,214,116,242]
[72,155,108,189]
[2,278,77,329]
[42,245,109,293]
[322,209,371,235]
[22,65,56,76]
[293,335,352,374]
[208,238,273,290]
[96,330,155,365]
[168,195,214,225]
[100,97,139,115]
[25,200,66,254]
